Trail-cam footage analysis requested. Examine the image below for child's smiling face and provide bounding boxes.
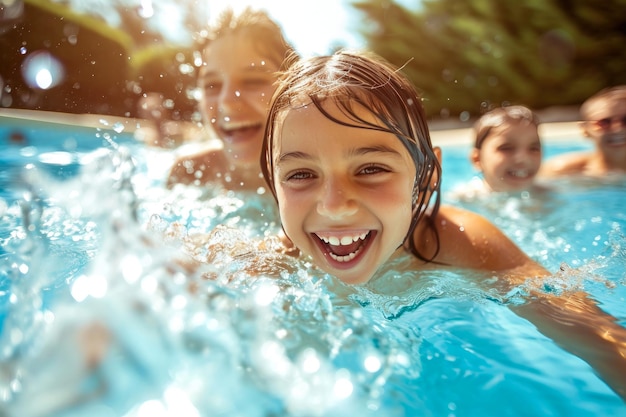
[272,100,416,284]
[472,121,542,192]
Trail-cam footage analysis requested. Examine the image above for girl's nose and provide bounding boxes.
[218,83,242,113]
[513,150,525,162]
[513,149,535,163]
[316,179,358,220]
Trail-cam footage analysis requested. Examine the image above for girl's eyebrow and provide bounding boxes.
[277,151,312,163]
[277,145,403,163]
[349,145,402,157]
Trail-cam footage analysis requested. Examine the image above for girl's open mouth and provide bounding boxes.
[218,122,262,144]
[313,230,375,266]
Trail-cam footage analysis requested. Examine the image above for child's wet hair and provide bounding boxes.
[473,105,539,149]
[579,85,626,121]
[261,50,442,262]
[195,7,297,72]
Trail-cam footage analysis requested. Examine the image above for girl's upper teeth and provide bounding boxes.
[510,169,528,178]
[318,233,368,246]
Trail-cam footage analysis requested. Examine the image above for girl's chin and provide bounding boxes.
[334,273,373,286]
[318,258,376,285]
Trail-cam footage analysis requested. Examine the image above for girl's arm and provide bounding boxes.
[416,205,626,400]
[513,292,626,400]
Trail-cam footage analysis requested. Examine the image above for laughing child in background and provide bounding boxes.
[447,105,548,212]
[167,7,299,192]
[469,105,543,193]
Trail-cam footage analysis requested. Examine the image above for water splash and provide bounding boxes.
[0,183,48,362]
[0,143,422,416]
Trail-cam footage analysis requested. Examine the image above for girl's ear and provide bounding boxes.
[430,146,442,190]
[470,148,482,171]
[433,146,442,164]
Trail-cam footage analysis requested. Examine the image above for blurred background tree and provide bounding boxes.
[2,0,625,122]
[0,0,199,119]
[351,0,626,120]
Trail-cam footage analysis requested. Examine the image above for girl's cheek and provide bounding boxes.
[275,188,296,211]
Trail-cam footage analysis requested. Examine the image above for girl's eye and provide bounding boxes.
[285,170,315,182]
[359,164,390,175]
[496,145,514,153]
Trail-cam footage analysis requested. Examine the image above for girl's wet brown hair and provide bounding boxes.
[260,50,442,262]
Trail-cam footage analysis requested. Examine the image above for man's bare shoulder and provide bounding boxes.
[539,151,593,178]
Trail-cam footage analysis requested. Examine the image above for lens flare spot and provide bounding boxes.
[300,348,321,374]
[254,283,279,306]
[333,371,353,399]
[136,399,167,416]
[121,255,144,284]
[364,354,382,373]
[163,386,201,417]
[21,50,65,90]
[71,274,108,302]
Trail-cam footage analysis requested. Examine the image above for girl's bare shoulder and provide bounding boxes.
[425,205,534,271]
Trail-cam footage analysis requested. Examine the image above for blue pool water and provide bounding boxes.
[1,115,625,416]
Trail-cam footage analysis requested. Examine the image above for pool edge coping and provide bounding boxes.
[1,108,585,147]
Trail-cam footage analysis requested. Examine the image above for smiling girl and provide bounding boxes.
[259,50,626,399]
[261,51,543,285]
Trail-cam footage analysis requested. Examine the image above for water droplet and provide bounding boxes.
[113,122,125,133]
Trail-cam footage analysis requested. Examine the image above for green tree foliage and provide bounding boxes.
[1,0,199,118]
[351,0,626,119]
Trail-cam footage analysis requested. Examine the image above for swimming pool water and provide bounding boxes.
[1,116,625,416]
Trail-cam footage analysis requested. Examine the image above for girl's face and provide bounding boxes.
[199,34,280,167]
[272,101,416,285]
[471,122,542,192]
